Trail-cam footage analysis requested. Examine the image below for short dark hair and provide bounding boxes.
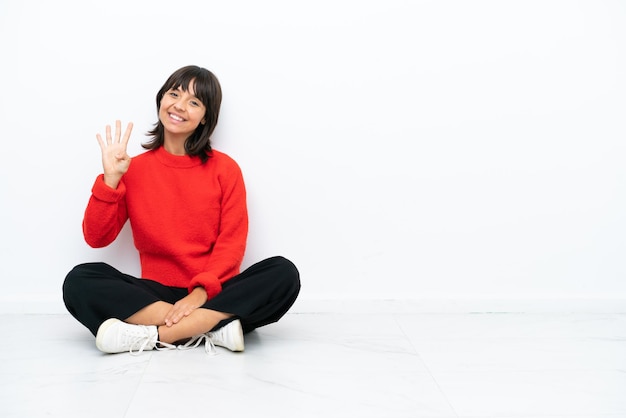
[143,65,222,163]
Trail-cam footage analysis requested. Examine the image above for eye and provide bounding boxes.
[190,100,201,107]
[168,91,179,98]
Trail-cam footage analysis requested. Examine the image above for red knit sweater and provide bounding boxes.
[82,146,248,299]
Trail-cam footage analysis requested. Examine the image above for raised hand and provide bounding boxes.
[96,120,134,189]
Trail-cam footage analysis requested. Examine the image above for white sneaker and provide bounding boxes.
[177,320,244,355]
[208,319,245,352]
[95,318,159,355]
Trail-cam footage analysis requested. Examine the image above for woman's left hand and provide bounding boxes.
[164,287,208,326]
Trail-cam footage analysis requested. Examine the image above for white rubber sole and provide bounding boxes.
[95,318,122,353]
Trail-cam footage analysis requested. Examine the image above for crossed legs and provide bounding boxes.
[125,301,233,344]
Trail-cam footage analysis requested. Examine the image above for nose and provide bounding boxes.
[174,99,185,111]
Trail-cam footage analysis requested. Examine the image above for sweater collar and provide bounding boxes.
[153,146,204,168]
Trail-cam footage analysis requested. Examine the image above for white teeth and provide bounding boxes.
[170,113,183,121]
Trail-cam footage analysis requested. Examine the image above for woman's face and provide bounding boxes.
[159,80,206,139]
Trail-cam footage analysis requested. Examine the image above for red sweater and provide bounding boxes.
[83,146,248,299]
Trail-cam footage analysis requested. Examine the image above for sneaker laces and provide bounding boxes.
[124,326,161,356]
[110,324,213,356]
[154,341,177,352]
[176,333,217,356]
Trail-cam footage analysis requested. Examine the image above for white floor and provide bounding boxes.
[1,312,625,418]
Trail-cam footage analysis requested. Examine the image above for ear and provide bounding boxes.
[201,118,206,125]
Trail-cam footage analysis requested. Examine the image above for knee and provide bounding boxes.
[62,262,106,299]
[63,263,87,300]
[271,256,301,294]
[64,262,97,284]
[62,265,82,308]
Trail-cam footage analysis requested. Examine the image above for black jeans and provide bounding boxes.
[63,256,301,336]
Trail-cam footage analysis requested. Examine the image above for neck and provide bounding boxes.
[163,136,186,156]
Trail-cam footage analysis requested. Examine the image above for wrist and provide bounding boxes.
[103,173,121,189]
[191,286,208,303]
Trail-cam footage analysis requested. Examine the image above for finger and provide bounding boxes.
[105,124,112,145]
[171,311,183,324]
[114,120,121,144]
[164,307,176,327]
[121,122,134,147]
[96,133,105,151]
[167,306,185,325]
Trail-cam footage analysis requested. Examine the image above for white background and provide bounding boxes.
[1,0,625,313]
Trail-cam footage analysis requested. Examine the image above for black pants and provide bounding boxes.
[63,256,301,336]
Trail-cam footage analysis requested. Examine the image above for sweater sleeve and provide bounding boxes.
[187,161,248,298]
[82,174,129,248]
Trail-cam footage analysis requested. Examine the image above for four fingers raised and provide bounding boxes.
[96,120,133,150]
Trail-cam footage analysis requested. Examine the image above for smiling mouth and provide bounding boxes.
[169,113,185,122]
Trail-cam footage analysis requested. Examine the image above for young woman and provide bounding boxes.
[63,65,300,355]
